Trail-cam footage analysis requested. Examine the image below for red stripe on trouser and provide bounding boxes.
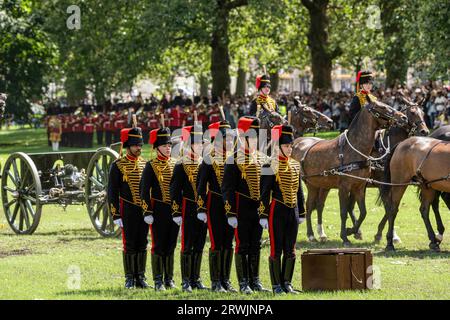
[181,198,186,253]
[269,200,276,259]
[150,225,155,254]
[120,198,126,253]
[206,192,215,251]
[234,192,240,254]
[150,199,155,254]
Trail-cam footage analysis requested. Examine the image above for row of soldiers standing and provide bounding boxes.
[107,120,306,294]
[45,103,224,150]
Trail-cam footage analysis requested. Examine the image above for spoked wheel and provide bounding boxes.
[85,148,119,237]
[1,152,42,234]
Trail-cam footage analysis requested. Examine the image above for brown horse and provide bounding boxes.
[290,103,334,138]
[379,136,450,251]
[292,100,408,245]
[304,100,429,243]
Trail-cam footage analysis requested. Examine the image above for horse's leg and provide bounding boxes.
[347,192,358,229]
[338,186,352,246]
[316,188,329,242]
[432,192,445,243]
[305,185,319,242]
[386,186,407,251]
[374,186,388,242]
[419,188,440,252]
[351,185,367,241]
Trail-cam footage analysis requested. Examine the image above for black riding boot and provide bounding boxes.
[135,251,150,289]
[209,249,226,292]
[221,249,237,292]
[151,254,165,291]
[249,253,269,292]
[269,257,285,295]
[282,256,299,294]
[191,252,208,290]
[181,253,193,293]
[235,254,252,294]
[164,253,177,289]
[123,252,136,289]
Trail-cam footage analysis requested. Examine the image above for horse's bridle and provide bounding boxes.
[366,103,401,128]
[292,104,318,127]
[399,104,427,137]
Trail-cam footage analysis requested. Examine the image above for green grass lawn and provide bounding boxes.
[0,127,449,300]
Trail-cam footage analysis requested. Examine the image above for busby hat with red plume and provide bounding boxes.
[181,124,203,144]
[271,124,294,145]
[356,70,374,92]
[237,116,260,137]
[120,127,143,148]
[208,120,231,141]
[149,127,171,148]
[255,74,271,91]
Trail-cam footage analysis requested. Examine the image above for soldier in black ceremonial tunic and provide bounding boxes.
[108,126,149,289]
[222,116,269,294]
[170,124,207,292]
[259,124,305,295]
[349,70,378,123]
[196,120,237,293]
[249,74,279,116]
[140,127,178,291]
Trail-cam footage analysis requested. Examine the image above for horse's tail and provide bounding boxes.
[376,143,400,206]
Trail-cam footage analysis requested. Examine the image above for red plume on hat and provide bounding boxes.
[208,122,220,140]
[149,128,158,145]
[237,117,256,134]
[271,125,282,141]
[181,126,193,142]
[120,128,131,144]
[255,75,262,90]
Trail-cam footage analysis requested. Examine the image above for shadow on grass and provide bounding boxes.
[34,228,101,237]
[56,288,275,300]
[373,249,450,259]
[296,240,380,250]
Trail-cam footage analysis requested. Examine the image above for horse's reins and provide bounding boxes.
[300,104,421,186]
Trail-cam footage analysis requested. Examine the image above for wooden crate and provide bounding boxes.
[301,248,373,291]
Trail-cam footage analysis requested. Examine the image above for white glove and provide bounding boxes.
[144,215,154,225]
[113,218,123,228]
[197,212,207,223]
[227,217,238,229]
[259,218,269,229]
[295,207,306,224]
[173,216,182,226]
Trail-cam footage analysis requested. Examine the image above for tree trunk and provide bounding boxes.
[302,0,340,91]
[199,74,209,97]
[270,71,279,93]
[380,0,408,88]
[210,2,231,97]
[235,64,246,96]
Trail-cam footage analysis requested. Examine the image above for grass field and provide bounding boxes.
[0,127,449,300]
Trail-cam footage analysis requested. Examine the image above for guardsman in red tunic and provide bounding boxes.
[48,116,62,151]
[107,126,149,289]
[259,124,305,295]
[196,120,237,293]
[170,124,207,293]
[222,116,269,294]
[140,127,179,291]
